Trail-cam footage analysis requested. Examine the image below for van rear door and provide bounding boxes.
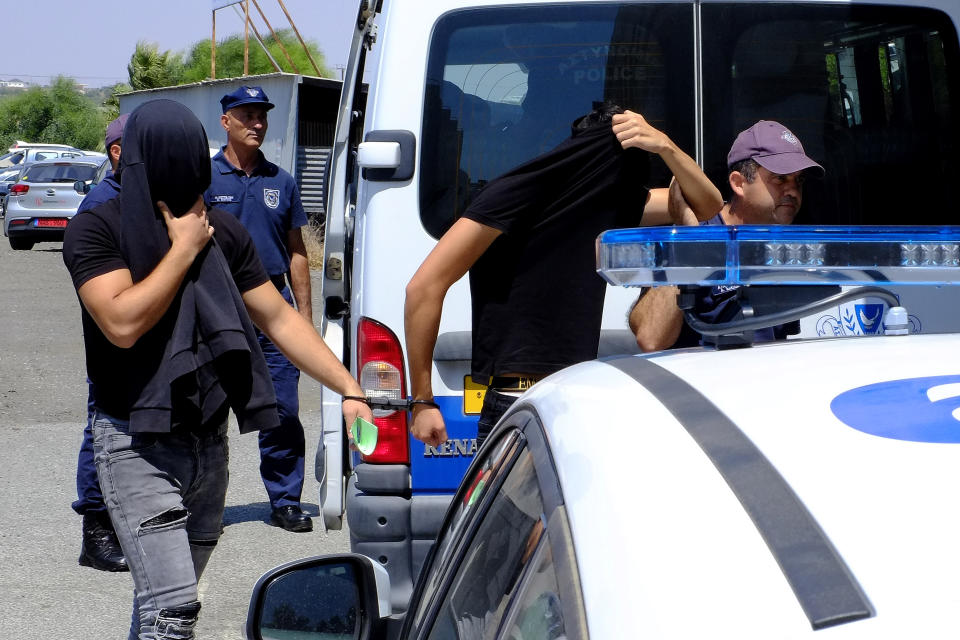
[316,0,379,531]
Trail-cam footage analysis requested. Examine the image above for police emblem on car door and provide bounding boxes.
[263,188,280,209]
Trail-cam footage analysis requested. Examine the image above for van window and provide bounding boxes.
[420,3,960,236]
[701,4,960,225]
[420,4,695,238]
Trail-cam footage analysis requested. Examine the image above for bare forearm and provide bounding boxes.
[84,245,197,348]
[657,143,723,220]
[261,302,361,396]
[288,252,313,322]
[629,287,684,352]
[404,284,444,401]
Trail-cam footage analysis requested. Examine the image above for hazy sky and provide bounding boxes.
[1,0,357,87]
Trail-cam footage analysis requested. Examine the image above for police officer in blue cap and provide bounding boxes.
[206,85,314,532]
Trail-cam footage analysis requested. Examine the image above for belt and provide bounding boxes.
[489,375,545,392]
[270,273,288,292]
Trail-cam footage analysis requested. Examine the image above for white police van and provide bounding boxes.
[317,0,960,613]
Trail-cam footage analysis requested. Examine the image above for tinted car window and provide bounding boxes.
[24,164,97,183]
[426,449,545,639]
[500,530,566,640]
[410,432,523,632]
[420,3,695,237]
[700,4,960,225]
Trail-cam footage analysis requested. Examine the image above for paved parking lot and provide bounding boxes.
[0,239,348,639]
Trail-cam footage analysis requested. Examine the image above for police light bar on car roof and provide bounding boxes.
[596,225,960,287]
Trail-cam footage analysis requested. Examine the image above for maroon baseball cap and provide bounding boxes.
[727,120,824,177]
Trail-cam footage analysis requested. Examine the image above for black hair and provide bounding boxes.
[573,101,625,130]
[729,158,759,183]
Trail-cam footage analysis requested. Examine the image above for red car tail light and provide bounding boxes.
[357,317,410,464]
[9,184,28,194]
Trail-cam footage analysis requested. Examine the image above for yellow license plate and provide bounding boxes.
[463,375,487,415]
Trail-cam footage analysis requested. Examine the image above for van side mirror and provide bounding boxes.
[245,554,393,640]
[359,130,416,181]
[73,180,90,195]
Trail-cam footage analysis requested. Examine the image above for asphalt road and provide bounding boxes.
[0,238,348,639]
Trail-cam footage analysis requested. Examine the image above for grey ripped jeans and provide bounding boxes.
[92,410,229,640]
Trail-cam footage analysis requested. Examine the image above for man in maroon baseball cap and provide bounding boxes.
[722,120,824,225]
[727,120,824,177]
[629,120,825,351]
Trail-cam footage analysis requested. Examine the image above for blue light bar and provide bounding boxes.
[596,225,960,287]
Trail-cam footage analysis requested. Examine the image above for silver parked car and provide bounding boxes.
[3,157,101,250]
[0,145,90,168]
[0,164,28,217]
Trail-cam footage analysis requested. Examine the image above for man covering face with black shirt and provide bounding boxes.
[63,99,372,639]
[405,105,722,448]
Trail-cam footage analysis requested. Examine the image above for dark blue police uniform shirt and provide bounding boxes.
[77,172,121,214]
[205,148,308,276]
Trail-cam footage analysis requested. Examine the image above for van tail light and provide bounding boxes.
[9,184,28,194]
[357,317,409,464]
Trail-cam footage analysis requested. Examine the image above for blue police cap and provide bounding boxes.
[220,86,275,113]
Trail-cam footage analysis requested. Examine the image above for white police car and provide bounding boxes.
[244,226,960,638]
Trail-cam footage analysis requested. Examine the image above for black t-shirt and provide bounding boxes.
[463,117,648,382]
[63,200,269,419]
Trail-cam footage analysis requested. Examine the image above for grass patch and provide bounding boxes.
[302,219,325,271]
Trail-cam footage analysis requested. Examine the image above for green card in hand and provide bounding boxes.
[351,416,378,455]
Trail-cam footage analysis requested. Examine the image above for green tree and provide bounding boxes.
[103,82,133,121]
[127,41,184,90]
[180,28,331,83]
[0,77,105,151]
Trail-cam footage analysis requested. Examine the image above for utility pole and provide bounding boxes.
[210,0,322,80]
[243,0,250,76]
[211,7,217,79]
[275,0,322,76]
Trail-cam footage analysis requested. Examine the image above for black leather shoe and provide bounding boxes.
[270,505,313,532]
[79,513,129,572]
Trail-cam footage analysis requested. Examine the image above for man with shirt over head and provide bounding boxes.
[205,86,315,532]
[73,113,128,572]
[629,120,825,351]
[405,105,723,449]
[63,99,372,639]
